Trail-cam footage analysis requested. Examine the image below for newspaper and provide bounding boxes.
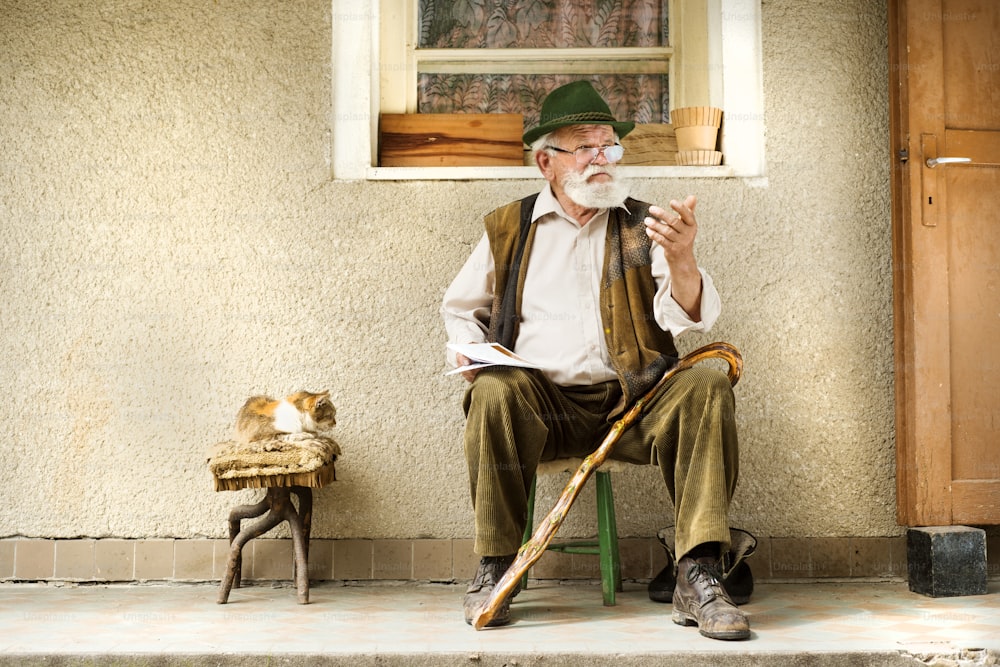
[446,342,542,375]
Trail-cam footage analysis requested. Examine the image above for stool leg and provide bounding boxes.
[596,471,621,606]
[227,495,271,589]
[218,489,286,604]
[290,487,313,603]
[271,489,310,604]
[520,476,537,590]
[291,487,313,562]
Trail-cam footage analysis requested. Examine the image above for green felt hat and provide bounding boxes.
[522,80,635,145]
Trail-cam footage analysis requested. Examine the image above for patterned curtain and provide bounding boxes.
[416,1,669,126]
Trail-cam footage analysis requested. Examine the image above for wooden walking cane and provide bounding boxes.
[472,341,743,629]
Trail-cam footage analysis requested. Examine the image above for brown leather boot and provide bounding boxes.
[462,555,520,627]
[672,556,751,640]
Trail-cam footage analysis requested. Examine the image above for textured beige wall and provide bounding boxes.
[0,1,896,544]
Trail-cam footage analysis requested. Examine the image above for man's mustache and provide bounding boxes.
[583,165,613,178]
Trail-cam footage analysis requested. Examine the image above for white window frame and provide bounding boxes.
[331,0,764,181]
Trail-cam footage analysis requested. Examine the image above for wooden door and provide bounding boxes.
[891,0,1000,526]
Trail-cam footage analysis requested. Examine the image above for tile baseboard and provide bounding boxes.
[5,535,992,584]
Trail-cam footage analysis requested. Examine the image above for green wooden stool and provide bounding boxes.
[521,458,625,606]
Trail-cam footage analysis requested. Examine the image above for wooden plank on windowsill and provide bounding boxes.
[379,113,524,167]
[620,124,678,166]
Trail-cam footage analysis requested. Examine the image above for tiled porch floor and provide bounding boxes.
[1,579,998,665]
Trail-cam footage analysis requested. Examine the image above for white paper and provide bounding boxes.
[446,342,542,375]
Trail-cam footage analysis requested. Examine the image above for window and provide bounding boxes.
[383,1,673,127]
[331,0,765,180]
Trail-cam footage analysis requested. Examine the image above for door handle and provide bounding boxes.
[925,156,971,168]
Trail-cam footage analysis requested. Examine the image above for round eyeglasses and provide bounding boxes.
[546,143,625,165]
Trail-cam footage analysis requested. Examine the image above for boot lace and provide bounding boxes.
[687,561,728,600]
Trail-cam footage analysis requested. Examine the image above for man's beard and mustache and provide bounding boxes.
[561,164,630,209]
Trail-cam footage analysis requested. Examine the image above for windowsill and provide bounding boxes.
[365,165,737,181]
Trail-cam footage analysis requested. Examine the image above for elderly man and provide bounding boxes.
[440,80,747,640]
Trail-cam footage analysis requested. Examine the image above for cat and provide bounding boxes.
[234,390,337,444]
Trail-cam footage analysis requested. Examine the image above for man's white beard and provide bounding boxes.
[561,165,630,209]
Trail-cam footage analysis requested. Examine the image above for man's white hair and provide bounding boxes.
[529,132,552,158]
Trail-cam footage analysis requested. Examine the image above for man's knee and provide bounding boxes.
[663,366,735,426]
[464,367,538,413]
[678,366,733,399]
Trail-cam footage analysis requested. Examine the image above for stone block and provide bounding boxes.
[906,526,987,597]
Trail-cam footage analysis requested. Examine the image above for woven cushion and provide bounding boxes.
[207,435,341,491]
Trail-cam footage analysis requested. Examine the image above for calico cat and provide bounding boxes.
[234,390,337,444]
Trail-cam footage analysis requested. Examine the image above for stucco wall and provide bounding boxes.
[0,0,895,544]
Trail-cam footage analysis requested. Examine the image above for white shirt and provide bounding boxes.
[441,185,721,385]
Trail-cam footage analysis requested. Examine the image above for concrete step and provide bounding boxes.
[0,581,997,666]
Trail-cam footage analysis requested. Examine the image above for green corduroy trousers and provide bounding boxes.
[462,365,738,561]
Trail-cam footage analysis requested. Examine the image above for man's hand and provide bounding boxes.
[644,195,698,263]
[644,194,703,321]
[457,353,480,383]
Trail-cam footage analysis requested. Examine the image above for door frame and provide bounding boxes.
[889,0,954,526]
